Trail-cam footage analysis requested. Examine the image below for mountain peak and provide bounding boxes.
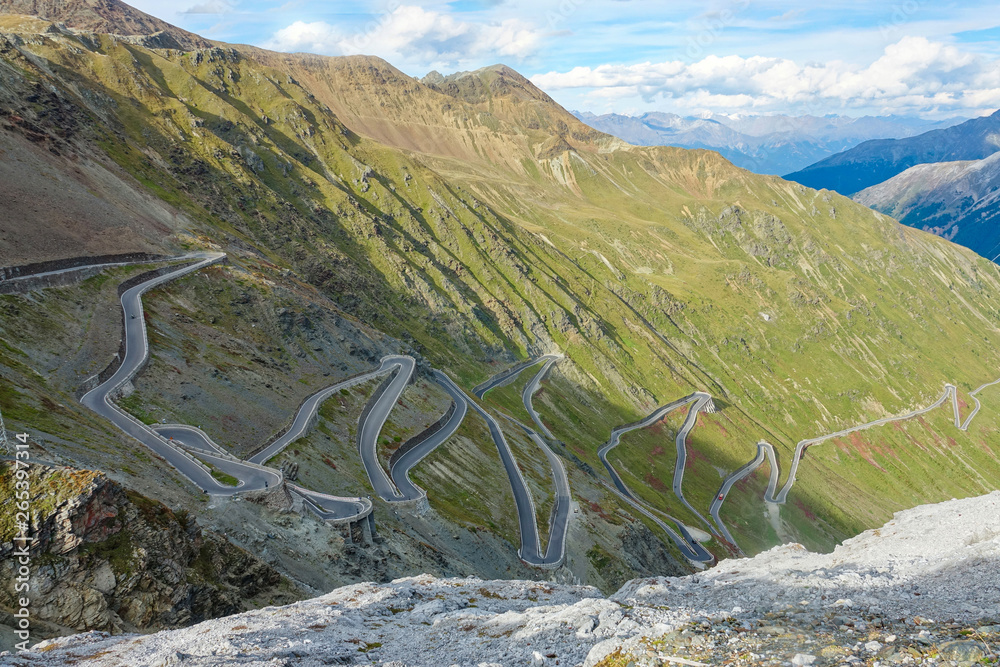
[0,0,212,49]
[421,63,556,106]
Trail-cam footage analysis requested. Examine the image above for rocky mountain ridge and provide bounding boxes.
[854,152,1000,259]
[0,0,211,49]
[2,0,1000,635]
[12,491,1000,666]
[785,110,1000,195]
[572,111,963,175]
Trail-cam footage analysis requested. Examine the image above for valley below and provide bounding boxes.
[1,2,1000,663]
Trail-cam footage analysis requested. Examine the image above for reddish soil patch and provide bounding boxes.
[588,501,614,522]
[734,466,763,493]
[846,432,888,472]
[905,430,929,452]
[645,472,668,492]
[650,445,665,458]
[648,420,670,437]
[686,441,708,462]
[793,496,816,522]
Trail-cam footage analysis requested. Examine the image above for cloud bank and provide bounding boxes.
[264,5,543,69]
[530,37,1000,115]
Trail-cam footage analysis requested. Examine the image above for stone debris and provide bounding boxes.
[6,492,1000,666]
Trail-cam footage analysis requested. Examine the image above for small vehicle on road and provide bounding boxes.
[718,494,724,500]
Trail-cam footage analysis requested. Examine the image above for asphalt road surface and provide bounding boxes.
[669,393,719,533]
[708,381,1000,548]
[290,484,372,521]
[602,481,714,563]
[357,355,416,500]
[521,355,562,440]
[248,367,390,465]
[434,371,567,567]
[79,254,280,496]
[594,393,717,563]
[708,440,778,551]
[390,375,468,501]
[473,358,543,399]
[597,393,700,498]
[519,424,571,566]
[152,424,281,490]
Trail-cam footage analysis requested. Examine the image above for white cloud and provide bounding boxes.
[183,0,235,14]
[264,5,544,69]
[530,37,1000,115]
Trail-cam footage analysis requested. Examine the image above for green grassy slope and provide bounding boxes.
[1,18,999,562]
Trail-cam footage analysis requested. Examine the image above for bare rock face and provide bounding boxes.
[0,463,296,638]
[16,492,1000,666]
[0,0,213,49]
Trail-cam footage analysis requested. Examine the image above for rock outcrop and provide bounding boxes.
[0,463,297,641]
[13,491,1000,666]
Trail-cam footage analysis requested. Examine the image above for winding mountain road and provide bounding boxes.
[79,253,284,496]
[356,356,416,500]
[248,367,394,465]
[710,380,1000,544]
[78,254,372,520]
[597,393,699,498]
[670,393,719,533]
[70,257,708,565]
[78,255,1000,567]
[505,417,571,566]
[473,358,544,399]
[291,485,373,522]
[78,264,570,565]
[390,377,468,501]
[522,355,562,440]
[595,393,716,563]
[436,369,569,567]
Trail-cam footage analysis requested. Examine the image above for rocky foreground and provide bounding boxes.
[6,492,1000,667]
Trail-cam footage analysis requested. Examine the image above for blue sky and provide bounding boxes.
[128,0,1000,118]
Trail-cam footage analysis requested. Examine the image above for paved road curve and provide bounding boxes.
[390,376,469,501]
[290,484,373,522]
[356,356,416,500]
[595,393,716,563]
[248,364,395,466]
[597,393,700,498]
[518,424,571,566]
[522,355,562,440]
[473,358,544,399]
[707,440,778,551]
[670,393,719,534]
[80,253,282,495]
[152,424,280,490]
[709,380,1000,545]
[435,371,569,567]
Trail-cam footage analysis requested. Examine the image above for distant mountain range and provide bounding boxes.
[572,111,965,175]
[785,110,1000,195]
[854,152,1000,259]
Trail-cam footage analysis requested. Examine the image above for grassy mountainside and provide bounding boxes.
[2,3,1000,573]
